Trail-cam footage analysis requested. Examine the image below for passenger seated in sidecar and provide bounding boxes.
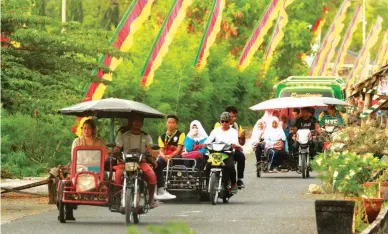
[263,118,287,173]
[181,120,208,169]
[66,119,109,221]
[162,120,209,195]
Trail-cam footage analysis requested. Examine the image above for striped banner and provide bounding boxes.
[374,30,388,69]
[73,0,155,135]
[332,3,362,76]
[383,46,388,66]
[346,16,383,89]
[319,33,342,76]
[311,6,328,36]
[358,53,371,83]
[259,1,292,78]
[194,0,225,70]
[309,0,351,76]
[360,99,388,119]
[237,0,282,71]
[141,0,193,88]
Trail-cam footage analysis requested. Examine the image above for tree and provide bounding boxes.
[1,0,126,176]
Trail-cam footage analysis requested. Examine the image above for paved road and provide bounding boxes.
[2,156,320,234]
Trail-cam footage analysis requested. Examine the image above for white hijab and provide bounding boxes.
[188,120,208,141]
[264,117,286,143]
[250,119,266,146]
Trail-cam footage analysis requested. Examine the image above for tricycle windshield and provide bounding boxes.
[71,146,106,179]
[76,149,102,173]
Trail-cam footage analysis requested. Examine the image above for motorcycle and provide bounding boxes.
[295,129,313,179]
[120,151,149,225]
[206,143,234,205]
[321,125,339,154]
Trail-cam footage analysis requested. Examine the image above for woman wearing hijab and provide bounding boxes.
[182,120,208,168]
[263,118,286,173]
[251,119,266,165]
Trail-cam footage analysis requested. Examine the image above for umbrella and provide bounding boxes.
[249,97,328,111]
[301,97,349,106]
[59,98,165,118]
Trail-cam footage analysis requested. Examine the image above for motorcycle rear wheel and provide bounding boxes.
[256,163,261,178]
[57,181,66,223]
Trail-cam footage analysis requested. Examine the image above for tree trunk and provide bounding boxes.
[48,177,58,204]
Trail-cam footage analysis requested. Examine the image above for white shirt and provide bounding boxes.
[205,127,239,145]
[115,131,153,154]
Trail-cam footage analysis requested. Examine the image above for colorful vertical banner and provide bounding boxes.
[301,5,328,66]
[194,0,225,70]
[346,16,383,89]
[332,3,362,76]
[309,0,351,76]
[374,30,388,69]
[73,0,155,135]
[237,0,282,71]
[259,1,292,78]
[141,0,193,88]
[311,6,328,36]
[358,53,371,83]
[382,46,388,66]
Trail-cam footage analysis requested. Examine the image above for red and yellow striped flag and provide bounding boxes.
[382,46,388,66]
[346,16,383,89]
[332,3,362,76]
[73,0,155,135]
[309,0,351,76]
[359,53,371,83]
[141,0,193,88]
[237,0,282,71]
[259,1,292,78]
[311,6,328,36]
[194,0,225,70]
[374,30,388,69]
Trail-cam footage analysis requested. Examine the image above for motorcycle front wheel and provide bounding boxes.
[301,153,306,179]
[209,173,219,205]
[125,186,140,225]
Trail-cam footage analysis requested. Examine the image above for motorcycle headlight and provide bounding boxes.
[125,162,138,171]
[325,126,335,133]
[212,143,225,151]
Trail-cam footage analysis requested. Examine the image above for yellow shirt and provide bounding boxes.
[157,130,185,148]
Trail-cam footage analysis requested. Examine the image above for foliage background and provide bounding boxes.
[1,0,387,177]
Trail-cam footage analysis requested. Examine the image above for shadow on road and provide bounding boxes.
[257,175,316,179]
[64,220,164,227]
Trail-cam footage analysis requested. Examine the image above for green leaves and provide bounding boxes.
[312,151,387,197]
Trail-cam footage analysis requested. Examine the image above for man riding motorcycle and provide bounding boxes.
[292,107,321,159]
[214,106,246,188]
[206,112,242,194]
[114,114,159,208]
[318,105,345,128]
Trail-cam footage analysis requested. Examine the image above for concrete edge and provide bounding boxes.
[361,206,388,234]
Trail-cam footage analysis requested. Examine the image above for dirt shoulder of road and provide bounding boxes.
[1,193,56,225]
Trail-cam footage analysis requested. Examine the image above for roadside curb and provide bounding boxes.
[361,206,388,234]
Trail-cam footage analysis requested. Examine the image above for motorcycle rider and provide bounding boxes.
[114,114,159,208]
[214,106,246,189]
[206,112,242,194]
[318,105,345,128]
[292,107,321,158]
